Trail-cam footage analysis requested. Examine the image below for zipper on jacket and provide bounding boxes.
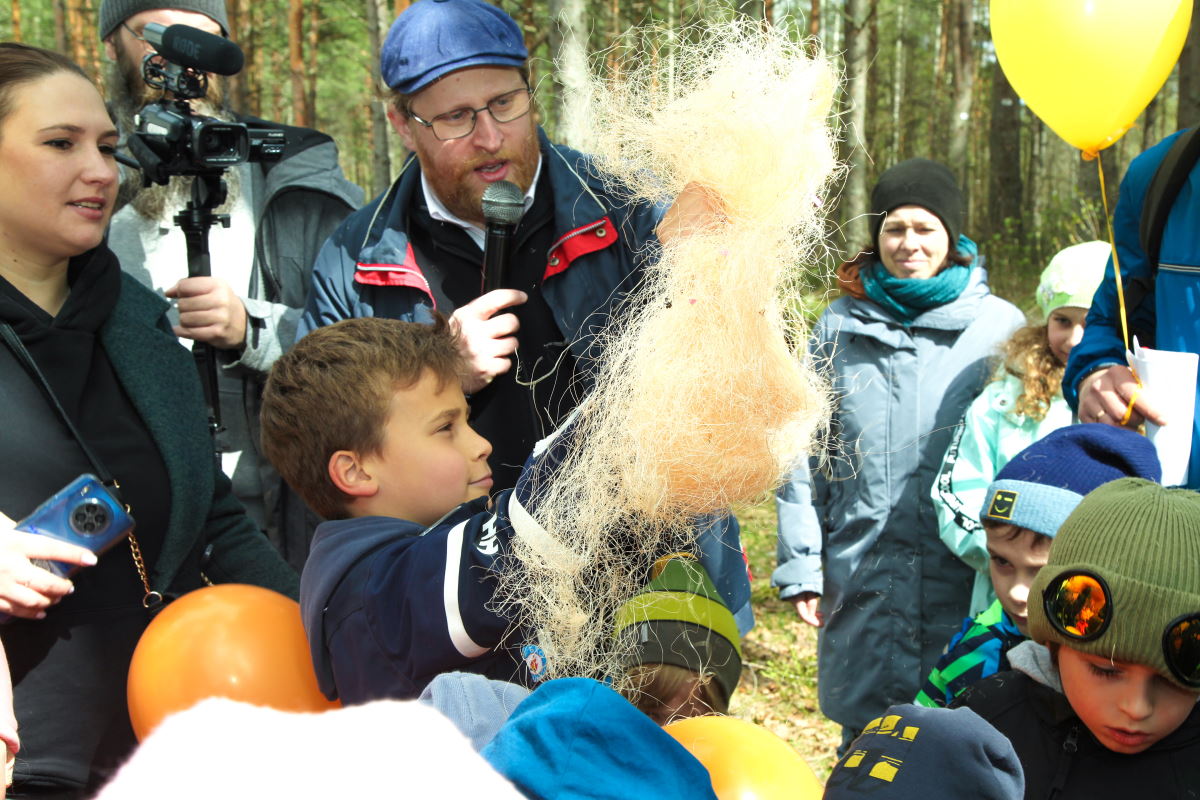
[1048,725,1079,799]
[546,218,608,258]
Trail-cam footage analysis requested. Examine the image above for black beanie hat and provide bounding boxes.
[98,0,230,41]
[869,158,964,251]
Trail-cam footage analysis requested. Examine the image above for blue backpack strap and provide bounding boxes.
[1134,126,1200,314]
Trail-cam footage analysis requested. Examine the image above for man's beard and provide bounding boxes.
[107,46,241,221]
[424,123,541,226]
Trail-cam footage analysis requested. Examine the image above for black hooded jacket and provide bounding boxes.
[956,669,1200,799]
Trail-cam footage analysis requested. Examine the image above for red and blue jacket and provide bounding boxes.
[297,128,663,370]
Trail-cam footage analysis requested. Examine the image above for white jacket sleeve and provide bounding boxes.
[931,389,997,575]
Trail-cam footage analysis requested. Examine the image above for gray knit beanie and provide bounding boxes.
[98,0,230,41]
[1028,478,1200,692]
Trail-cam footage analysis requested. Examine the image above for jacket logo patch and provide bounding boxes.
[988,490,1018,520]
[826,714,920,790]
[522,644,548,681]
[475,514,499,555]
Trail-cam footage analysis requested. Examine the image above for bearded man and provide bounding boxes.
[99,0,363,569]
[298,0,753,632]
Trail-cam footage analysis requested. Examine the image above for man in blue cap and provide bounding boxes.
[296,0,751,631]
[300,0,664,494]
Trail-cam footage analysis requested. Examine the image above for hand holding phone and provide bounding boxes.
[0,475,130,620]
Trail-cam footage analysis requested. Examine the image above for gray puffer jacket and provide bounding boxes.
[773,265,1023,731]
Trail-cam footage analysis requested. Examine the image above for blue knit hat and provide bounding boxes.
[380,0,528,94]
[981,424,1161,536]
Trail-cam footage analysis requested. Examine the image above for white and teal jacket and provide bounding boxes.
[931,372,1073,615]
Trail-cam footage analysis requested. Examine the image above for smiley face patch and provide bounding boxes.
[987,490,1018,520]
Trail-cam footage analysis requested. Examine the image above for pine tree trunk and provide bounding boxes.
[946,0,973,183]
[54,0,67,55]
[11,0,23,42]
[227,0,249,112]
[288,0,310,127]
[1178,0,1200,129]
[366,0,393,197]
[306,1,319,124]
[551,0,590,148]
[840,0,873,248]
[987,60,1022,238]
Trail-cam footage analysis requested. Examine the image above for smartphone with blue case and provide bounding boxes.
[15,474,135,578]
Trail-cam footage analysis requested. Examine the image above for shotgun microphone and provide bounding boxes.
[481,180,525,293]
[143,22,245,76]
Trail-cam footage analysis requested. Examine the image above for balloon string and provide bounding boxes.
[1097,153,1132,354]
[1097,153,1142,391]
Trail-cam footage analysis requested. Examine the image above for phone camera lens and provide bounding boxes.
[70,500,109,536]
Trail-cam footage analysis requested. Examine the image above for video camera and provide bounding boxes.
[126,22,285,185]
[120,23,289,441]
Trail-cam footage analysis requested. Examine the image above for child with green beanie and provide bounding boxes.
[955,478,1200,798]
[916,423,1161,709]
[612,555,742,724]
[933,241,1109,616]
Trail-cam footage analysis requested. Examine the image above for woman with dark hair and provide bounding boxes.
[771,158,1024,749]
[0,42,297,798]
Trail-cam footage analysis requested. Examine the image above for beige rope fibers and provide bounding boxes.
[496,20,841,684]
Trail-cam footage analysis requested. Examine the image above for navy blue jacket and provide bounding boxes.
[297,129,662,370]
[300,494,536,703]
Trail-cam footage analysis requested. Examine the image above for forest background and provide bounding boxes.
[9,0,1200,304]
[7,0,1199,776]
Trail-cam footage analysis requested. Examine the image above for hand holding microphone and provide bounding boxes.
[451,181,528,394]
[481,180,524,293]
[451,290,527,394]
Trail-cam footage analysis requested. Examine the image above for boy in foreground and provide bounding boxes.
[916,424,1159,707]
[612,555,743,723]
[261,317,539,703]
[954,478,1200,797]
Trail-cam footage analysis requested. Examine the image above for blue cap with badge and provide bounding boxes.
[381,0,528,94]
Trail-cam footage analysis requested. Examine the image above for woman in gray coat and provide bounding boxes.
[772,159,1023,746]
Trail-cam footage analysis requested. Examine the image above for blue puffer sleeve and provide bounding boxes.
[1063,133,1176,408]
[771,460,825,599]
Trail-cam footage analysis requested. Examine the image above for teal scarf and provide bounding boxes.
[860,236,977,324]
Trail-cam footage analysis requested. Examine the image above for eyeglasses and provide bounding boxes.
[122,21,151,45]
[407,87,532,141]
[1043,570,1200,688]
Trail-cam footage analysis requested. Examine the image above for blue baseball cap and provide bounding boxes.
[380,0,528,94]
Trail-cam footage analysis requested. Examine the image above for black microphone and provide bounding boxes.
[143,22,245,76]
[481,180,524,293]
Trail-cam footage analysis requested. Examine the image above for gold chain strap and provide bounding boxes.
[126,530,163,609]
[115,480,212,607]
[112,478,164,609]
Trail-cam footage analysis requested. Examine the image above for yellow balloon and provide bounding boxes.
[663,715,824,800]
[990,0,1191,156]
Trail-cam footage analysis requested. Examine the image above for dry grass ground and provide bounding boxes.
[726,498,841,780]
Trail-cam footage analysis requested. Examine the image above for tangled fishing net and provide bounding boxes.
[496,20,841,682]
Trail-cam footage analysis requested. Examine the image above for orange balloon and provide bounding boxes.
[127,584,338,740]
[664,715,824,800]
